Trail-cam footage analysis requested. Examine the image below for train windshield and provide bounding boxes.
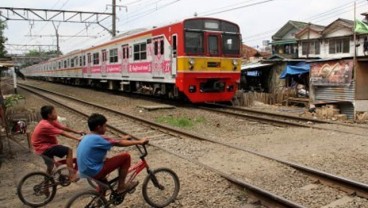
[185,31,204,54]
[222,34,240,55]
[184,19,240,56]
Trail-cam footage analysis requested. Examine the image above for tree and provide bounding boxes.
[0,20,7,58]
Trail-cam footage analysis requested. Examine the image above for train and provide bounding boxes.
[21,17,242,103]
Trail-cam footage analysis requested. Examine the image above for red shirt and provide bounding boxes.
[31,120,64,155]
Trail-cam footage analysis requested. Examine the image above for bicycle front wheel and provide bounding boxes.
[65,190,107,208]
[142,168,180,208]
[17,171,57,207]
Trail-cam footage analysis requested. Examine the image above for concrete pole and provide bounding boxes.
[12,67,17,94]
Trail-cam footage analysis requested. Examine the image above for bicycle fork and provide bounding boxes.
[147,170,165,190]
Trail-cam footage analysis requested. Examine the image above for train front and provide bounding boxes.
[175,18,242,103]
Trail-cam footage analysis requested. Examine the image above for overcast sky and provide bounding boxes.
[2,0,368,54]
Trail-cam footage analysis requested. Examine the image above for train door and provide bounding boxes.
[87,53,92,77]
[152,36,164,77]
[171,34,177,76]
[101,49,107,77]
[206,33,221,57]
[121,44,129,77]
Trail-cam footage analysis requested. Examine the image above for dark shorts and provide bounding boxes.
[41,145,70,168]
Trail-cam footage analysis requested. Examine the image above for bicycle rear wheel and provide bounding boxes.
[65,190,107,208]
[142,168,180,208]
[17,171,57,207]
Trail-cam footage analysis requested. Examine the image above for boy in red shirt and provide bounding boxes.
[31,105,84,181]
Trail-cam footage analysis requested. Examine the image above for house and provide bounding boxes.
[270,20,309,59]
[244,18,368,120]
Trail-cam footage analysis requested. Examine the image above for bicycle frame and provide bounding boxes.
[126,158,149,183]
[95,145,151,194]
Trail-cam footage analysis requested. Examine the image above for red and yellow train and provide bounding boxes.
[22,17,242,103]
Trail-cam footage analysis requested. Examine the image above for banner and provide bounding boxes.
[310,60,353,86]
[355,20,368,34]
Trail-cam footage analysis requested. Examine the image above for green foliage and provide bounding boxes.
[21,49,61,67]
[155,115,205,128]
[4,94,25,108]
[0,20,8,58]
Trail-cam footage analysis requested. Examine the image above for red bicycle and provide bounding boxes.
[65,144,180,208]
[16,157,92,207]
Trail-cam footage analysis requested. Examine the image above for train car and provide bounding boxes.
[22,17,242,103]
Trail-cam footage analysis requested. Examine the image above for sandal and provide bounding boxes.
[117,181,139,194]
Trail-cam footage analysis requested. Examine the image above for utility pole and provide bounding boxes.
[306,22,311,59]
[112,0,116,37]
[52,22,60,55]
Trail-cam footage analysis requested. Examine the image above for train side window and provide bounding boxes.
[172,35,177,57]
[154,41,158,55]
[102,50,107,62]
[160,39,164,55]
[109,48,118,63]
[93,52,100,65]
[134,42,147,61]
[87,53,91,64]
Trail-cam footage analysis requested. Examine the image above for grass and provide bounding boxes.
[155,115,205,128]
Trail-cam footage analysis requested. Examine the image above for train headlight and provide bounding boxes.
[232,59,238,70]
[232,59,238,66]
[189,58,195,70]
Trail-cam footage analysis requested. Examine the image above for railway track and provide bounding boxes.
[200,103,367,137]
[19,84,368,207]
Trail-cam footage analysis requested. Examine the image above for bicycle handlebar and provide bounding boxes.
[136,143,148,159]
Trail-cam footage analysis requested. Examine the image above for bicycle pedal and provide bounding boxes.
[128,187,136,194]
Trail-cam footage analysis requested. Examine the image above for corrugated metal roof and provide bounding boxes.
[241,63,273,70]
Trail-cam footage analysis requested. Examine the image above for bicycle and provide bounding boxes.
[17,157,93,207]
[65,144,180,208]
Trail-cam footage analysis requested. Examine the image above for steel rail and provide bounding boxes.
[200,105,367,137]
[19,84,368,205]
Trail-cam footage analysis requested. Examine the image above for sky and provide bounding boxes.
[1,0,368,55]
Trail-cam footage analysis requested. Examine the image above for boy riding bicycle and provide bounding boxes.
[77,113,149,194]
[31,105,84,182]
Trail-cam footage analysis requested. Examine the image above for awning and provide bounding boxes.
[241,63,273,71]
[270,39,297,45]
[280,62,310,79]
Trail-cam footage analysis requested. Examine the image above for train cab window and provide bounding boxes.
[208,35,219,55]
[109,48,118,63]
[93,52,100,65]
[222,34,240,55]
[185,31,204,54]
